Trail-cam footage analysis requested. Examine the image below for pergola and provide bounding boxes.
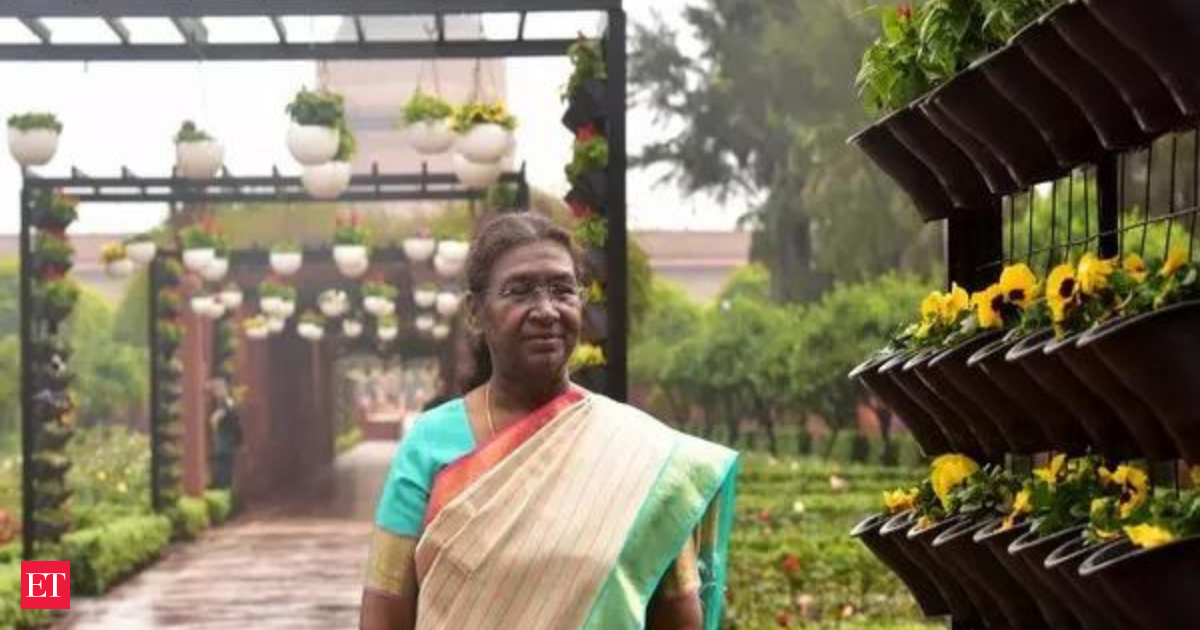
[7,0,628,560]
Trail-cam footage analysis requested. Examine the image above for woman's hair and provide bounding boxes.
[459,212,581,393]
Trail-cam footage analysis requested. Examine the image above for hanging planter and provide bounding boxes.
[219,285,243,310]
[124,237,157,266]
[7,112,61,166]
[437,239,470,263]
[451,152,502,189]
[565,125,609,209]
[259,280,297,319]
[301,161,352,200]
[432,323,451,340]
[332,210,371,278]
[190,294,218,318]
[285,88,345,165]
[401,89,456,155]
[270,242,303,276]
[318,289,349,318]
[266,316,287,335]
[101,242,134,279]
[402,233,437,262]
[363,279,398,317]
[452,100,518,163]
[413,285,437,309]
[297,312,326,342]
[433,253,465,279]
[342,319,364,339]
[561,38,608,130]
[243,316,270,341]
[178,220,225,274]
[31,189,78,232]
[174,121,224,180]
[377,314,399,342]
[415,314,435,333]
[435,292,461,317]
[201,256,230,283]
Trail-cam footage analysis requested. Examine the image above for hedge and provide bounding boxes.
[0,563,51,630]
[203,490,232,526]
[62,513,172,596]
[169,496,210,541]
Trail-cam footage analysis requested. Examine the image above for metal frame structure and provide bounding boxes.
[12,0,628,560]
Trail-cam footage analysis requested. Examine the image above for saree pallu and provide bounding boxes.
[413,392,738,630]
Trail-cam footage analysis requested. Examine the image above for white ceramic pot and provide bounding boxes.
[415,314,435,332]
[7,127,59,166]
[245,326,270,341]
[342,320,363,338]
[364,296,395,317]
[105,258,135,279]
[301,161,352,200]
[125,241,157,265]
[182,248,215,273]
[451,152,501,189]
[201,257,229,282]
[435,292,461,317]
[432,323,451,340]
[190,295,217,317]
[407,119,455,155]
[413,289,437,309]
[433,253,464,278]
[270,251,302,276]
[286,123,339,165]
[319,291,349,318]
[276,300,296,319]
[402,237,437,262]
[298,322,325,342]
[267,317,287,334]
[260,296,283,317]
[456,123,512,163]
[219,288,244,310]
[378,326,398,342]
[175,140,224,180]
[208,301,228,319]
[333,245,369,278]
[437,240,469,263]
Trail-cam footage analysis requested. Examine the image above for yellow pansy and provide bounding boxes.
[1191,466,1200,488]
[1161,249,1187,277]
[1034,454,1067,485]
[1002,488,1033,531]
[971,284,1005,329]
[1100,465,1149,518]
[940,284,970,324]
[930,454,979,509]
[1124,523,1175,550]
[1046,263,1080,323]
[1122,253,1147,283]
[920,291,942,321]
[96,470,107,482]
[999,263,1038,308]
[1077,253,1116,295]
[882,488,919,515]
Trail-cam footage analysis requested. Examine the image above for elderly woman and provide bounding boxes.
[360,213,738,630]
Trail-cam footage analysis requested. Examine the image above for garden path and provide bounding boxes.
[52,440,397,630]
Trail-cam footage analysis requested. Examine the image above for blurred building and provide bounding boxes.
[633,230,751,303]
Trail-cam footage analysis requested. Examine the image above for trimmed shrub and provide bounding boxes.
[203,490,232,526]
[0,562,52,629]
[168,496,210,541]
[61,514,172,596]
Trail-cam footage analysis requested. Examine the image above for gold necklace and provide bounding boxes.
[484,382,497,438]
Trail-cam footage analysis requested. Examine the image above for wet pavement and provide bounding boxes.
[54,441,399,630]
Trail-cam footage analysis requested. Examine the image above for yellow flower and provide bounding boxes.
[930,454,979,509]
[1100,465,1149,518]
[1047,264,1080,323]
[940,284,970,324]
[1002,488,1033,531]
[1077,253,1116,295]
[883,488,919,515]
[1191,466,1200,488]
[1161,249,1187,277]
[920,291,943,321]
[972,284,1005,329]
[116,482,128,494]
[1124,523,1175,549]
[1122,254,1147,283]
[1033,454,1067,485]
[95,470,107,481]
[999,264,1038,308]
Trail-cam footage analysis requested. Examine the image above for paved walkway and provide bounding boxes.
[54,441,399,630]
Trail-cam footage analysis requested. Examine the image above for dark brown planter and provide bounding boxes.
[561,78,607,131]
[1083,0,1200,116]
[882,511,978,624]
[920,98,1020,196]
[934,516,1052,630]
[1044,536,1140,630]
[1008,524,1090,620]
[890,350,985,459]
[569,170,608,212]
[889,106,991,208]
[909,347,1008,461]
[979,44,1103,168]
[974,519,1083,630]
[852,512,949,617]
[584,247,608,285]
[583,303,608,341]
[968,332,1087,453]
[1079,300,1200,462]
[851,352,952,455]
[1078,536,1200,630]
[1006,329,1137,457]
[1015,9,1142,151]
[913,515,1009,629]
[930,67,1062,188]
[849,116,955,221]
[1050,2,1186,135]
[1044,330,1180,460]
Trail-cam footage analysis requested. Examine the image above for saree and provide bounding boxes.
[370,388,738,630]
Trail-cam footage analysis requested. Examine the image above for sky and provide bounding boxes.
[0,1,750,236]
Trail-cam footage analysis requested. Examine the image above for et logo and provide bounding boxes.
[21,561,70,610]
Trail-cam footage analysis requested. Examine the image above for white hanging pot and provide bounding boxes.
[319,291,349,318]
[286,123,339,165]
[413,288,437,309]
[364,296,395,317]
[302,161,352,200]
[270,251,303,276]
[175,139,225,180]
[245,326,270,341]
[208,301,228,319]
[432,323,451,340]
[125,241,157,265]
[219,288,244,310]
[433,253,464,279]
[415,314,435,332]
[378,326,398,342]
[452,152,501,189]
[260,296,283,317]
[201,257,229,282]
[435,292,461,317]
[437,240,469,263]
[407,119,455,155]
[105,258,135,279]
[276,300,296,319]
[298,322,325,342]
[333,245,369,278]
[182,248,215,273]
[343,319,363,338]
[7,127,59,166]
[190,295,217,317]
[267,317,287,334]
[402,237,437,262]
[456,123,512,163]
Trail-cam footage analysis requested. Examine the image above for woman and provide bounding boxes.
[360,214,738,630]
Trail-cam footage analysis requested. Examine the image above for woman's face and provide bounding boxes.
[473,240,582,384]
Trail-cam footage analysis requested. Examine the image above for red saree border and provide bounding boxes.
[423,386,587,526]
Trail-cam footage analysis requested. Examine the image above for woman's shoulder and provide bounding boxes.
[588,394,738,463]
[397,397,476,464]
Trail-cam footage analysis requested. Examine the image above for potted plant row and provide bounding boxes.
[565,123,609,212]
[561,36,608,132]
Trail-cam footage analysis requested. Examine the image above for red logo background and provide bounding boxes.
[20,561,71,609]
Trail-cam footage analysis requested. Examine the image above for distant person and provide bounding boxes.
[206,378,242,494]
[360,213,739,630]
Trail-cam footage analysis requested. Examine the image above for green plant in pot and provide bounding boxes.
[286,88,345,165]
[452,100,518,164]
[31,189,78,231]
[402,89,455,155]
[35,277,80,321]
[34,231,74,276]
[8,112,63,166]
[174,120,224,181]
[178,220,223,273]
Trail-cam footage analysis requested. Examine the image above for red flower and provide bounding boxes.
[350,208,362,227]
[775,610,792,627]
[896,3,912,21]
[781,553,802,574]
[568,198,592,219]
[758,508,772,524]
[576,123,600,142]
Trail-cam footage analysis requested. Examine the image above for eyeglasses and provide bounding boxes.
[488,280,583,306]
